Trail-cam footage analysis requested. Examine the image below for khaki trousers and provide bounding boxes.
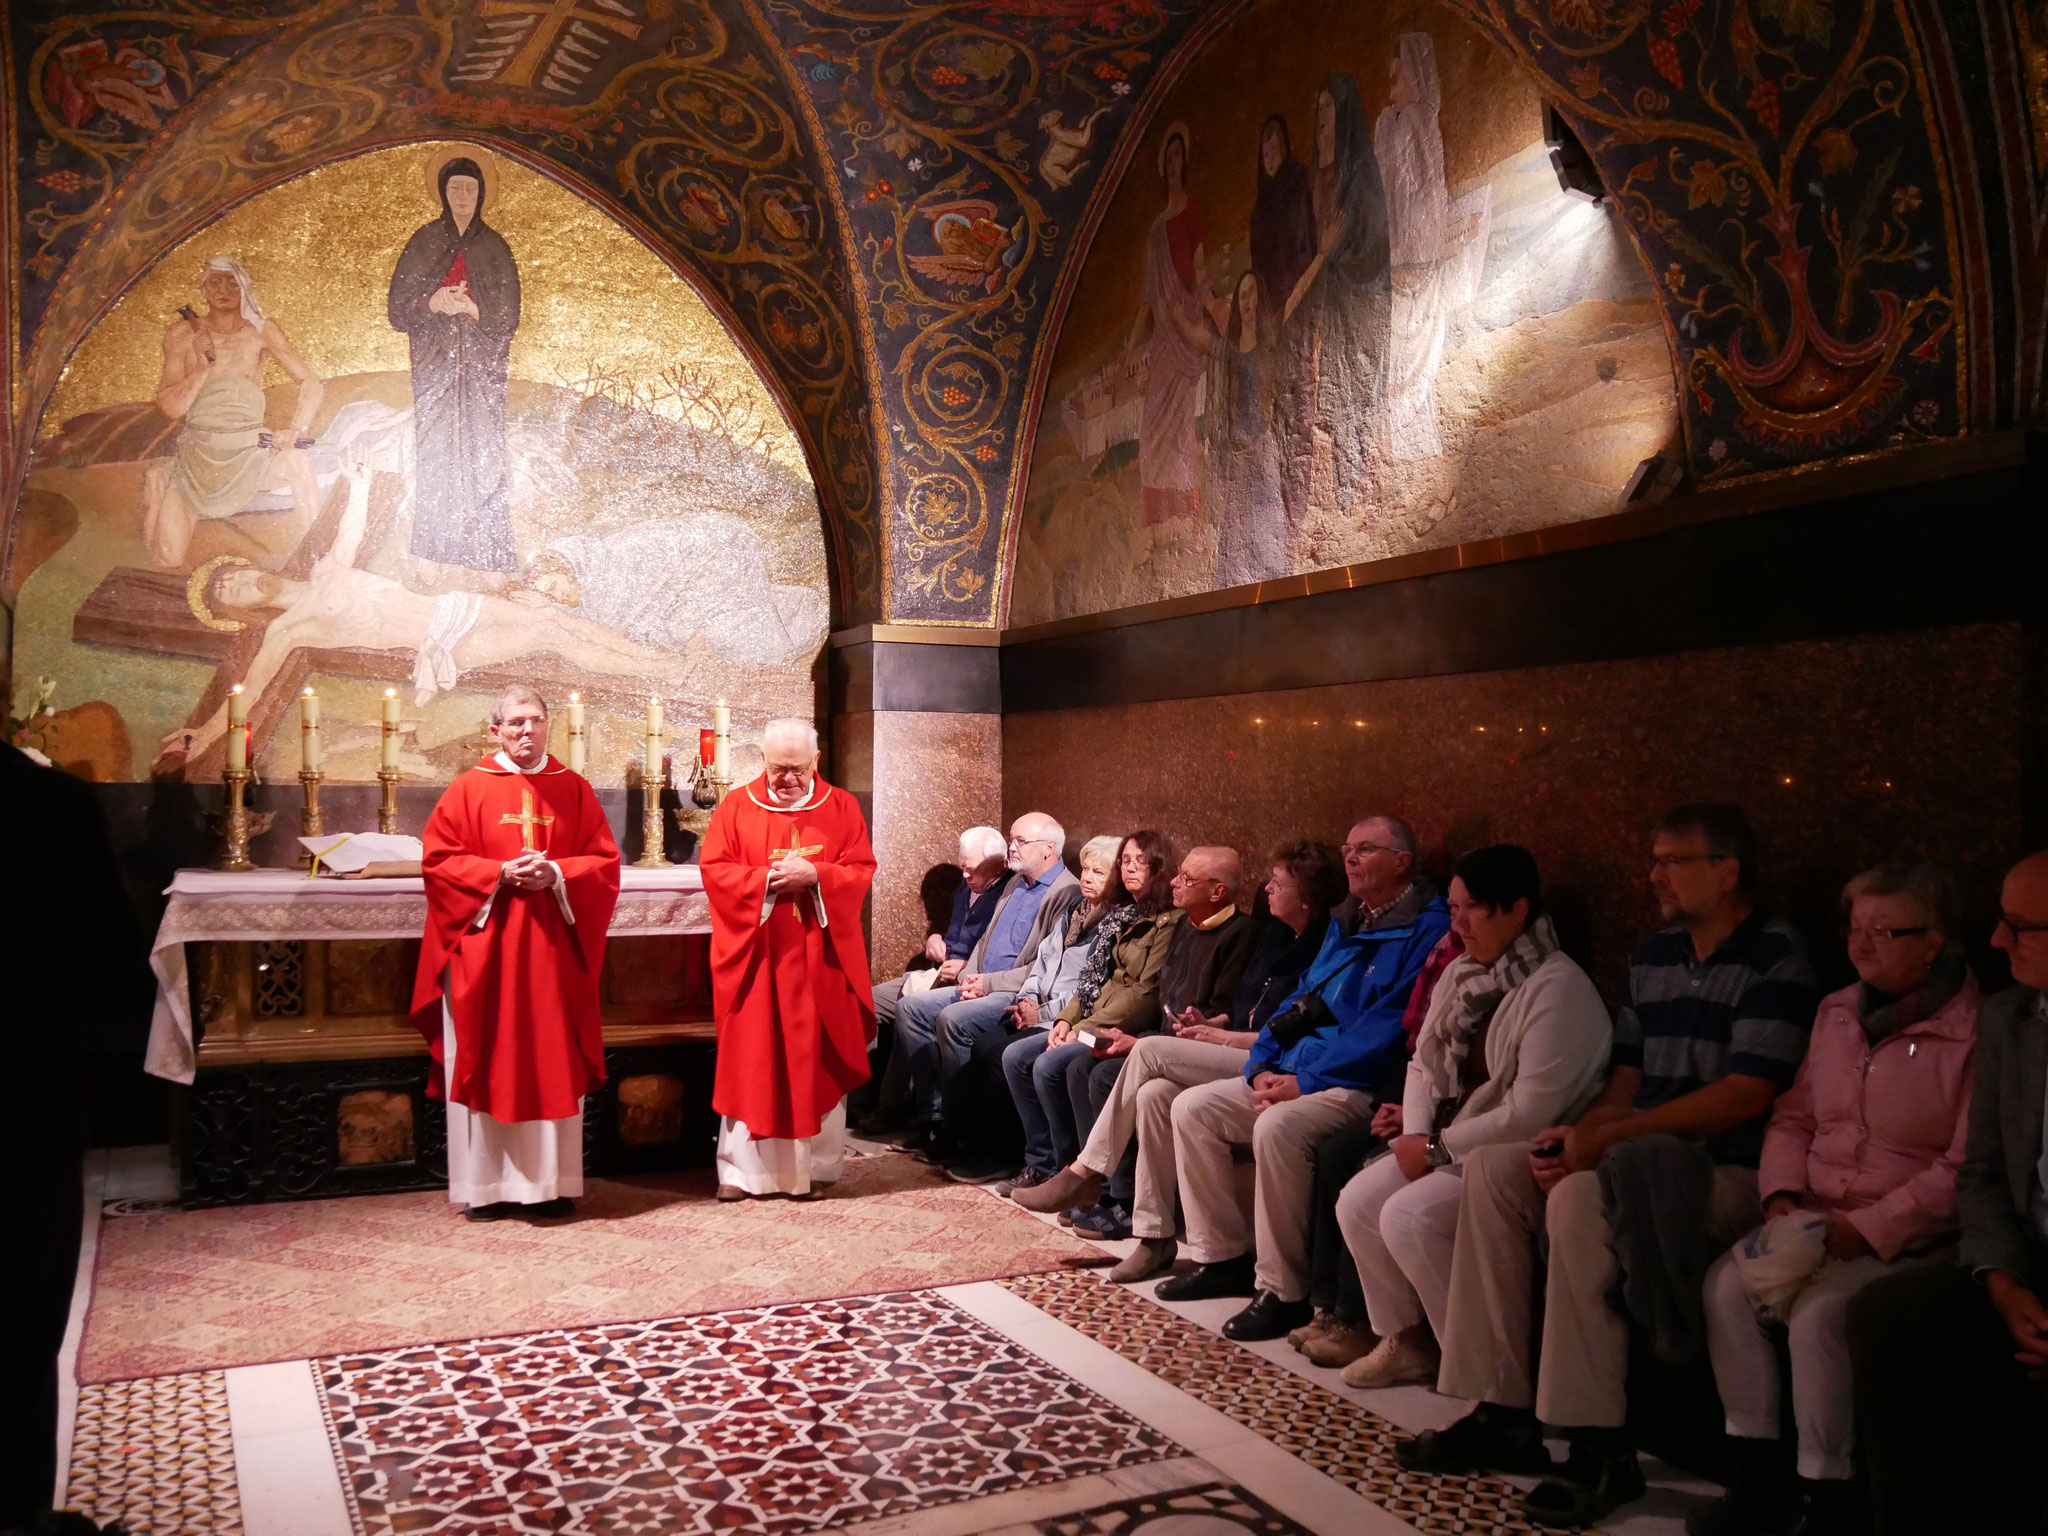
[1171,1077,1375,1300]
[1077,1035,1249,1240]
[1437,1140,1758,1428]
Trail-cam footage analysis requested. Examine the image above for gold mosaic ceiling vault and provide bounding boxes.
[42,142,813,482]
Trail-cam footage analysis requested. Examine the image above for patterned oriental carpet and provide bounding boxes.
[78,1153,1102,1385]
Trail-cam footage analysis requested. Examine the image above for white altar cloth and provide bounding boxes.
[146,865,708,1084]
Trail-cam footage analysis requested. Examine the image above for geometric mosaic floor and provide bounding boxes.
[67,1371,243,1535]
[322,1291,1177,1534]
[1003,1270,1540,1535]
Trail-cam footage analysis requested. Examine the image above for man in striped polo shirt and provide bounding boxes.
[1398,803,1819,1529]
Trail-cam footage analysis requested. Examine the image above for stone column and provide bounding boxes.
[826,626,1001,976]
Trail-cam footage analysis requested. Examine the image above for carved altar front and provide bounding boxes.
[145,868,718,1205]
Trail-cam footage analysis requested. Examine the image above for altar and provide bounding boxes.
[146,866,717,1206]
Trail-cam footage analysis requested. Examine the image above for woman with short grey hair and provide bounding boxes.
[1695,862,1980,1536]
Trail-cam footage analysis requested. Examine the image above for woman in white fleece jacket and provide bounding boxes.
[1334,844,1613,1390]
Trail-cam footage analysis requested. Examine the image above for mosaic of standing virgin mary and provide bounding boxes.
[387,155,522,582]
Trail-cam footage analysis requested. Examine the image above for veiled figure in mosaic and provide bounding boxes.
[387,156,522,580]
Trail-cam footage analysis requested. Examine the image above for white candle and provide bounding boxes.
[712,698,730,780]
[226,684,248,771]
[300,686,321,774]
[381,688,401,771]
[567,692,586,775]
[645,696,663,783]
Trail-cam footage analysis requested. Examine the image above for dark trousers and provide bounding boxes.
[3,1156,82,1524]
[1848,1262,2048,1536]
[1308,1117,1384,1320]
[940,1020,1027,1164]
[1068,1053,1139,1204]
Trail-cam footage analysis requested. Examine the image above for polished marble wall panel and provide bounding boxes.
[867,712,1004,977]
[1004,623,2038,997]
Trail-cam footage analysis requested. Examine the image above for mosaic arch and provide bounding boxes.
[13,142,832,786]
[6,1,2029,635]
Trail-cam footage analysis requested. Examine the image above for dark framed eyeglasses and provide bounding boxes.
[1342,841,1397,858]
[1997,915,2048,938]
[1845,925,1931,943]
[1649,854,1729,873]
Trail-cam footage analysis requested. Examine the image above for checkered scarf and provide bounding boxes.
[1414,914,1559,1111]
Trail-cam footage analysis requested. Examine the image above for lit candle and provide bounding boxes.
[300,686,321,774]
[567,692,586,775]
[381,688,401,771]
[645,696,663,783]
[226,684,248,771]
[698,727,716,767]
[712,698,730,780]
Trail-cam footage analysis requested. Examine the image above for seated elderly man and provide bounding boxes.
[1015,840,1340,1252]
[894,813,1083,1165]
[1063,845,1265,1237]
[859,826,1011,1132]
[1400,804,1819,1532]
[1848,849,2048,1536]
[1130,816,1450,1342]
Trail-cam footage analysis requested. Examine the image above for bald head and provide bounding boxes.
[1996,850,2048,991]
[1173,845,1242,921]
[1007,812,1065,880]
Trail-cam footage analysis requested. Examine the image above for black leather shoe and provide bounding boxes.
[518,1197,575,1219]
[1524,1445,1647,1530]
[1154,1255,1257,1301]
[464,1202,512,1222]
[1221,1290,1314,1341]
[1396,1404,1552,1476]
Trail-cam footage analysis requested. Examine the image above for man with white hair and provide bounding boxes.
[857,826,1013,1130]
[891,811,1083,1167]
[408,685,621,1221]
[144,254,326,566]
[700,718,878,1199]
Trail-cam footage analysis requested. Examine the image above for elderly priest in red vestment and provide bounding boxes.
[410,684,621,1219]
[702,717,877,1199]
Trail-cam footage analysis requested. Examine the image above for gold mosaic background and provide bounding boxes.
[46,144,810,479]
[15,141,829,784]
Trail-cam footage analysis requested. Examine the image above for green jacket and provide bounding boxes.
[1059,908,1183,1034]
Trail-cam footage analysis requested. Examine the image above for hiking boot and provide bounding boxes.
[1301,1317,1377,1368]
[1109,1236,1177,1283]
[1011,1165,1103,1214]
[1342,1330,1439,1389]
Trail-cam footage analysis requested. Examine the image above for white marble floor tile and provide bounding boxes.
[101,1142,178,1201]
[225,1360,353,1536]
[54,1148,108,1508]
[939,1281,1422,1536]
[939,1281,1261,1456]
[825,1457,1220,1536]
[1200,1435,1420,1536]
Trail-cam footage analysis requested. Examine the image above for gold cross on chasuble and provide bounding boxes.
[773,833,825,860]
[499,786,555,851]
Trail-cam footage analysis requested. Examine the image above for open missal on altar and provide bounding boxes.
[300,832,425,878]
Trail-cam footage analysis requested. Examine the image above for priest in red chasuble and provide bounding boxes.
[410,685,620,1219]
[701,718,877,1199]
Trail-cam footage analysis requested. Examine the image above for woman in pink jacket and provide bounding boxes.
[1692,864,1978,1536]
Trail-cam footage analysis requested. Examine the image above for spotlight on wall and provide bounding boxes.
[1544,105,1608,205]
[1623,453,1686,505]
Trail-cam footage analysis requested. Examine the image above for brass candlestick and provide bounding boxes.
[211,766,274,871]
[296,768,324,867]
[377,767,401,835]
[636,766,672,868]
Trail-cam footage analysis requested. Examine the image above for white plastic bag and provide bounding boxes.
[1732,1209,1832,1320]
